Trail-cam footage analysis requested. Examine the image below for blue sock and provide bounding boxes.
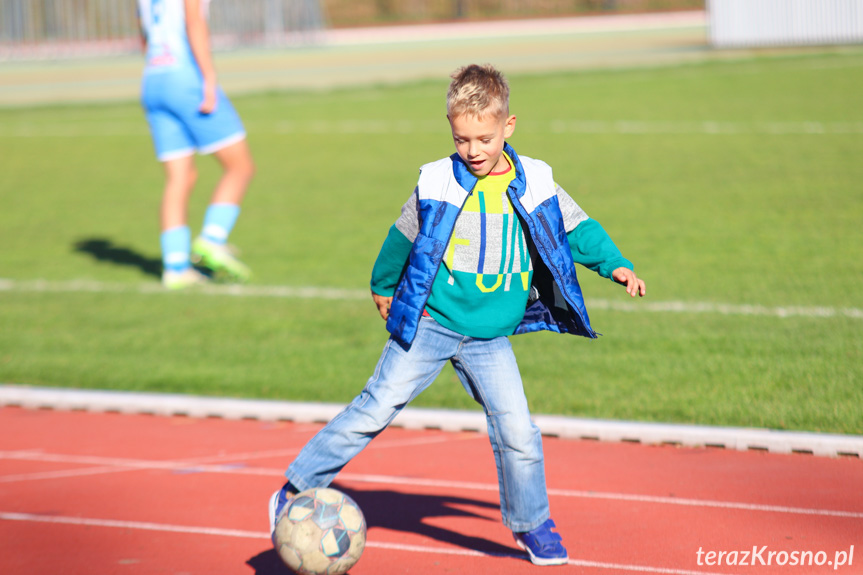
[201,203,241,245]
[161,226,191,273]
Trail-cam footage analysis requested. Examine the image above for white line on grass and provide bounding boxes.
[265,119,863,136]
[0,511,750,575]
[4,120,863,137]
[1,278,861,320]
[0,278,369,300]
[547,120,863,135]
[586,298,863,320]
[2,450,861,520]
[268,119,863,135]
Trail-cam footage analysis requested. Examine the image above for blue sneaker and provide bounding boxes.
[513,518,568,566]
[268,484,296,544]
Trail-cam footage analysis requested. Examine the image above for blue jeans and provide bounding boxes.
[286,316,550,532]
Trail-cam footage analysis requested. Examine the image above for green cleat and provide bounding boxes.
[162,267,209,290]
[191,236,251,283]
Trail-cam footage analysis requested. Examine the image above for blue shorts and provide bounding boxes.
[142,71,246,161]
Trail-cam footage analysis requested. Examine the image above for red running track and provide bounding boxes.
[1,405,861,575]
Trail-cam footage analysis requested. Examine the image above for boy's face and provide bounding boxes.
[448,112,517,177]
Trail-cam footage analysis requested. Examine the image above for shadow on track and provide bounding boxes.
[247,485,522,574]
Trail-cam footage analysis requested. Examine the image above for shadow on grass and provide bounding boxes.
[74,237,161,278]
[246,484,523,574]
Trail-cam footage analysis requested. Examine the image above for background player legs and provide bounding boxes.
[159,154,205,288]
[190,138,255,282]
[208,138,254,207]
[160,154,198,232]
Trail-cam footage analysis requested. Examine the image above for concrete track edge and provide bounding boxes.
[1,384,860,458]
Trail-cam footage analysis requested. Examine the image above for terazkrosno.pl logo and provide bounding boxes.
[696,545,854,570]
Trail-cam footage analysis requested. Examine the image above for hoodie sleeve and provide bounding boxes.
[370,190,418,296]
[566,218,633,279]
[556,183,633,279]
[370,225,413,296]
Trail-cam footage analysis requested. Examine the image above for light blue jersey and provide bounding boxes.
[138,0,203,75]
[138,0,245,161]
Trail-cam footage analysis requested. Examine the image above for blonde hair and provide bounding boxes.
[446,64,510,120]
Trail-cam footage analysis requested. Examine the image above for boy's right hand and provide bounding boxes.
[372,292,393,320]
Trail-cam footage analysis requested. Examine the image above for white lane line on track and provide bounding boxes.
[369,540,737,575]
[1,278,861,320]
[339,473,863,520]
[0,511,737,575]
[0,435,463,483]
[0,511,264,538]
[2,451,861,520]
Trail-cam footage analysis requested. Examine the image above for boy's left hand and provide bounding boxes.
[612,267,646,298]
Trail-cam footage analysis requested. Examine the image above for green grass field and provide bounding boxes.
[1,50,861,434]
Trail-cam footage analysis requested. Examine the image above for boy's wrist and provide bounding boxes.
[370,285,395,298]
[600,258,633,280]
[370,224,413,294]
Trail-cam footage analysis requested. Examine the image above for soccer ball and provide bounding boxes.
[272,487,367,575]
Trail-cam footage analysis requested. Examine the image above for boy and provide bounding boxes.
[138,0,254,289]
[270,64,646,566]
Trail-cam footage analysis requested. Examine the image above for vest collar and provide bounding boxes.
[449,142,527,198]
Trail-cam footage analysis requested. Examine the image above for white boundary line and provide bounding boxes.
[1,278,861,320]
[323,11,708,46]
[0,436,457,483]
[3,449,860,519]
[0,511,735,575]
[1,385,861,458]
[336,473,863,520]
[0,511,264,538]
[6,120,863,138]
[2,447,859,521]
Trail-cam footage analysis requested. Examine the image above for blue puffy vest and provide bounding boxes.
[386,143,597,345]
